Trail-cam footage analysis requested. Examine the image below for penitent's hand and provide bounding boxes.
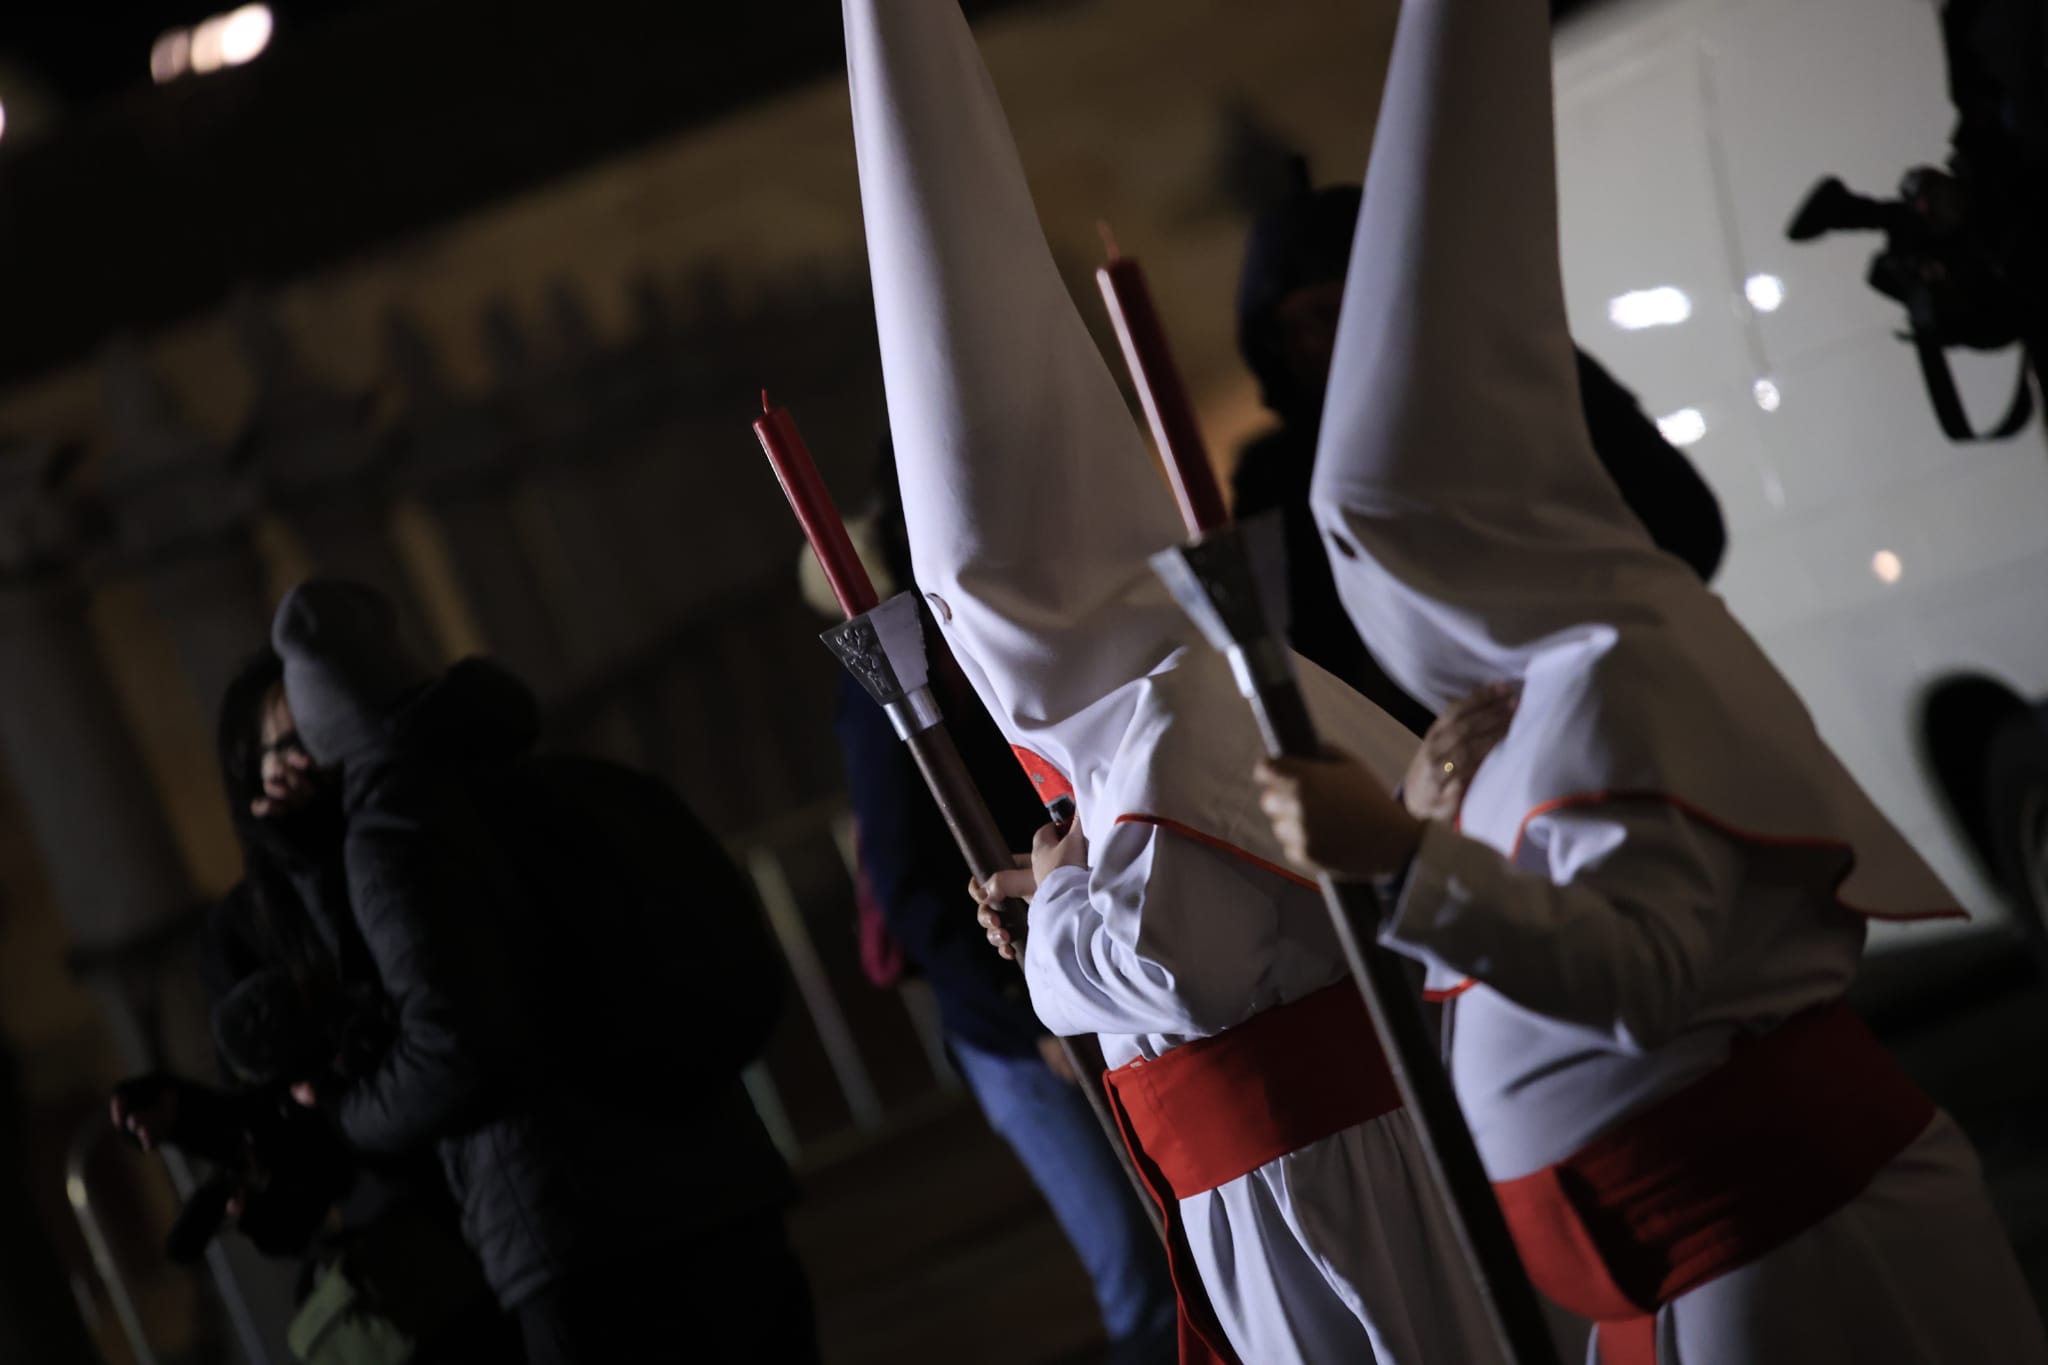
[1402,681,1518,823]
[970,854,1034,962]
[971,821,1088,961]
[1255,747,1425,882]
[1029,818,1087,885]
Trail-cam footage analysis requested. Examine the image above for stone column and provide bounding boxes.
[0,582,196,958]
[476,299,648,762]
[0,440,306,1365]
[485,293,652,672]
[384,314,571,700]
[625,264,885,621]
[587,269,763,625]
[96,338,272,724]
[0,445,192,963]
[230,293,434,659]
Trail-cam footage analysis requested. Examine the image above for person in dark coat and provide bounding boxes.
[1233,163,1728,735]
[111,649,519,1362]
[268,580,814,1365]
[815,445,1178,1365]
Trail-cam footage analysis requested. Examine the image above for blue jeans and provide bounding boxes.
[950,1037,1177,1345]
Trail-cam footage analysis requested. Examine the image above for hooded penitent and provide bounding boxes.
[845,0,1414,853]
[1308,0,1953,919]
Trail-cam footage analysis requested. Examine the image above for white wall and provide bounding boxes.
[1555,0,2048,940]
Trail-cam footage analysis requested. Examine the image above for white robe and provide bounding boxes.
[1026,817,1511,1365]
[1296,0,2047,1352]
[839,2,1524,1355]
[1387,801,2047,1363]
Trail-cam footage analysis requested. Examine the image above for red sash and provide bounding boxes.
[1493,1003,1934,1365]
[1101,981,1403,1365]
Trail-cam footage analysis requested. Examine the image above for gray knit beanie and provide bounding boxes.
[271,580,432,765]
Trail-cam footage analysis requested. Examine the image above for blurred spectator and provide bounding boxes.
[1233,163,1727,734]
[268,580,813,1365]
[807,443,1179,1365]
[112,647,517,1364]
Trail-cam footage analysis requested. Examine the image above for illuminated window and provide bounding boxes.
[1656,408,1707,447]
[1608,287,1692,331]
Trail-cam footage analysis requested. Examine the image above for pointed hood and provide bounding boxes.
[845,0,1416,856]
[845,0,1188,739]
[1309,0,1952,918]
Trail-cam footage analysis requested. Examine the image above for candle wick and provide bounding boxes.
[1097,220,1120,262]
[760,388,773,415]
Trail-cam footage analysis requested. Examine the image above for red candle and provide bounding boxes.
[1095,228,1229,536]
[752,390,879,619]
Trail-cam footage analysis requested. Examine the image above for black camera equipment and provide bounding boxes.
[111,1071,349,1264]
[117,965,381,1264]
[1787,0,2044,444]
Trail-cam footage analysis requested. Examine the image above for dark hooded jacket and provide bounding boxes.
[199,880,521,1365]
[1234,172,1728,734]
[198,878,441,1258]
[275,584,793,1309]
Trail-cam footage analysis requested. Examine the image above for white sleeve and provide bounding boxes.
[1382,801,1747,1053]
[1021,819,1283,1039]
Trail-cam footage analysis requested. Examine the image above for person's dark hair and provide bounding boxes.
[218,650,284,845]
[216,650,342,1011]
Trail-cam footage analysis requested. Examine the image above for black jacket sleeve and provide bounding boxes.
[331,768,534,1153]
[198,887,264,1013]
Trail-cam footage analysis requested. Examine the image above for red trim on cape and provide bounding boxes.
[1113,813,1318,890]
[1117,814,1487,999]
